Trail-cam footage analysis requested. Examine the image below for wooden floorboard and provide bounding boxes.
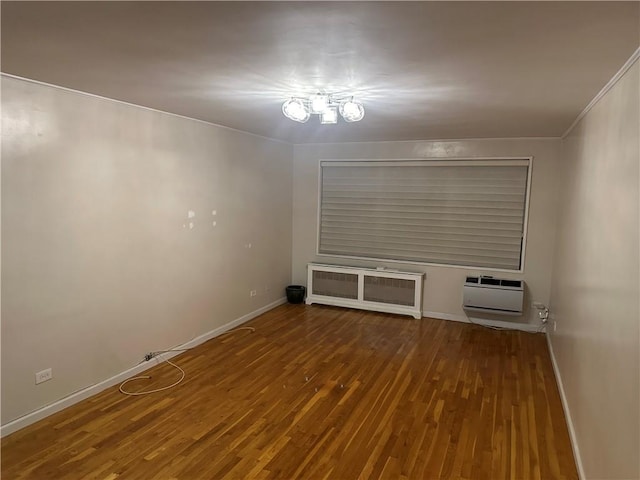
[1,304,578,479]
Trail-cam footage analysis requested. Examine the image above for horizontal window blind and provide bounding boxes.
[319,160,530,270]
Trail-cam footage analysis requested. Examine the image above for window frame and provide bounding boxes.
[315,157,533,273]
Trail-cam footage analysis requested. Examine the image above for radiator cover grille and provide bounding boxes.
[312,271,358,299]
[363,276,416,306]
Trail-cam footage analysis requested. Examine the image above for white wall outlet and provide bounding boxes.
[250,290,257,297]
[35,368,52,385]
[553,321,557,332]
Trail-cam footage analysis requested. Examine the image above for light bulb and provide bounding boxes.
[282,98,310,123]
[339,98,365,122]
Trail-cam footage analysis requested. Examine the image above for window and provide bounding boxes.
[318,159,531,271]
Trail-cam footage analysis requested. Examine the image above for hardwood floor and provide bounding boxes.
[2,304,578,479]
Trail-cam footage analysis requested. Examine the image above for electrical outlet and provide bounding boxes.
[553,321,557,332]
[35,368,53,385]
[250,290,257,297]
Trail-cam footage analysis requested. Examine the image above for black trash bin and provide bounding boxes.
[286,285,306,304]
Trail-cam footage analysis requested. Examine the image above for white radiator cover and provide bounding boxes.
[462,276,524,315]
[306,263,424,319]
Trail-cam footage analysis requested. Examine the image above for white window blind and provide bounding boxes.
[318,159,530,270]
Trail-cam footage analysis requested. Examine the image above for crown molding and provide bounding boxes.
[0,72,291,146]
[562,46,640,139]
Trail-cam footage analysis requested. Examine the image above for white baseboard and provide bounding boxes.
[546,333,585,480]
[0,297,287,438]
[178,297,286,350]
[422,310,541,333]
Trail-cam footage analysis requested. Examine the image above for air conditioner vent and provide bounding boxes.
[466,276,522,289]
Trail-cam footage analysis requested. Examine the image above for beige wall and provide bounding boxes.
[549,60,639,479]
[1,76,293,425]
[292,138,562,326]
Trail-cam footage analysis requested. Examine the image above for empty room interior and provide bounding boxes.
[1,1,639,479]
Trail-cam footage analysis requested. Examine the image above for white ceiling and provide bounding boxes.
[1,2,638,144]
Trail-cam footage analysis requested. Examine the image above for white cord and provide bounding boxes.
[466,317,513,331]
[119,360,185,396]
[467,316,549,333]
[148,327,257,356]
[118,326,256,396]
[221,326,256,335]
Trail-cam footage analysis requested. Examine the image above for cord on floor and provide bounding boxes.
[467,316,545,333]
[119,360,185,396]
[118,326,256,396]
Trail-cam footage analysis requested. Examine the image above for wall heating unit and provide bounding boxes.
[306,263,424,319]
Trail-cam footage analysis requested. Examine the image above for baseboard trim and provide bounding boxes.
[422,310,541,333]
[546,334,585,480]
[0,297,287,438]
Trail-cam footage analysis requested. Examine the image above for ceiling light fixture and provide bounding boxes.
[282,93,365,124]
